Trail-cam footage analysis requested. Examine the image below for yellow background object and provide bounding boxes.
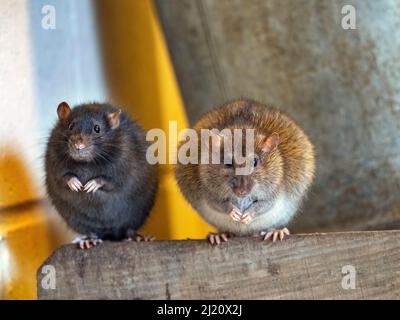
[95,0,214,239]
[0,0,213,299]
[0,205,65,299]
[0,148,70,299]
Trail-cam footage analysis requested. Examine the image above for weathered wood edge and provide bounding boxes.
[37,230,400,300]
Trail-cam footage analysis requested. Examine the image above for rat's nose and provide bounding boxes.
[74,143,86,150]
[232,177,253,197]
[233,187,249,197]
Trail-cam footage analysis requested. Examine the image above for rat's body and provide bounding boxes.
[45,102,157,248]
[175,98,315,244]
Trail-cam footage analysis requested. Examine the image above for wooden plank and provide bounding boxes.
[154,0,400,232]
[37,230,400,299]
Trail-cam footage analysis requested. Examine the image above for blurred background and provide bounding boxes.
[1,0,400,299]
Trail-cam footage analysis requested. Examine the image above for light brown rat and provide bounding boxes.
[175,98,315,244]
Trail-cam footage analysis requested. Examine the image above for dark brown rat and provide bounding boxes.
[175,98,315,244]
[45,102,158,249]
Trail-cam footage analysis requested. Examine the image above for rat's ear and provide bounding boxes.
[57,102,71,124]
[107,109,122,129]
[261,132,279,153]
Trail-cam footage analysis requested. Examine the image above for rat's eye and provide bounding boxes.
[68,123,74,130]
[94,125,101,133]
[253,158,258,168]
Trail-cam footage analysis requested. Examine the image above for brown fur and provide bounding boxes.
[175,98,316,232]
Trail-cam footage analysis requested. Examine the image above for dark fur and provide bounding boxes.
[45,102,158,240]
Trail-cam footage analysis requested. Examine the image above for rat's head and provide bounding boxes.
[198,128,284,202]
[56,102,122,162]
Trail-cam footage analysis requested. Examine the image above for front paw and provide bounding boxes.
[229,206,243,222]
[229,206,254,224]
[240,208,254,225]
[83,179,104,193]
[67,176,83,192]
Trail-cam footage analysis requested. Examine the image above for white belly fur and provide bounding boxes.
[198,193,298,235]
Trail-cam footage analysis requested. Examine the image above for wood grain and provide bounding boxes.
[37,230,400,299]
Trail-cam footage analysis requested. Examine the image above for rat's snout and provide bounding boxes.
[234,188,247,197]
[70,135,87,150]
[232,176,254,197]
[74,142,86,150]
[68,133,94,161]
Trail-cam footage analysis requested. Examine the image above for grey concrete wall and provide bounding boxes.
[155,0,400,232]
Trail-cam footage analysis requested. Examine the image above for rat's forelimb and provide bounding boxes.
[83,176,115,193]
[63,174,83,192]
[229,200,273,224]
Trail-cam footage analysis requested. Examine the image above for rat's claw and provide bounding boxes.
[230,213,242,222]
[84,179,103,193]
[67,177,82,192]
[264,231,273,241]
[80,239,102,249]
[80,240,88,249]
[72,234,102,249]
[240,207,254,225]
[83,180,96,193]
[220,233,229,242]
[207,232,230,245]
[241,217,251,224]
[229,208,243,222]
[209,234,215,245]
[240,213,253,225]
[73,237,102,250]
[134,234,155,242]
[263,228,290,242]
